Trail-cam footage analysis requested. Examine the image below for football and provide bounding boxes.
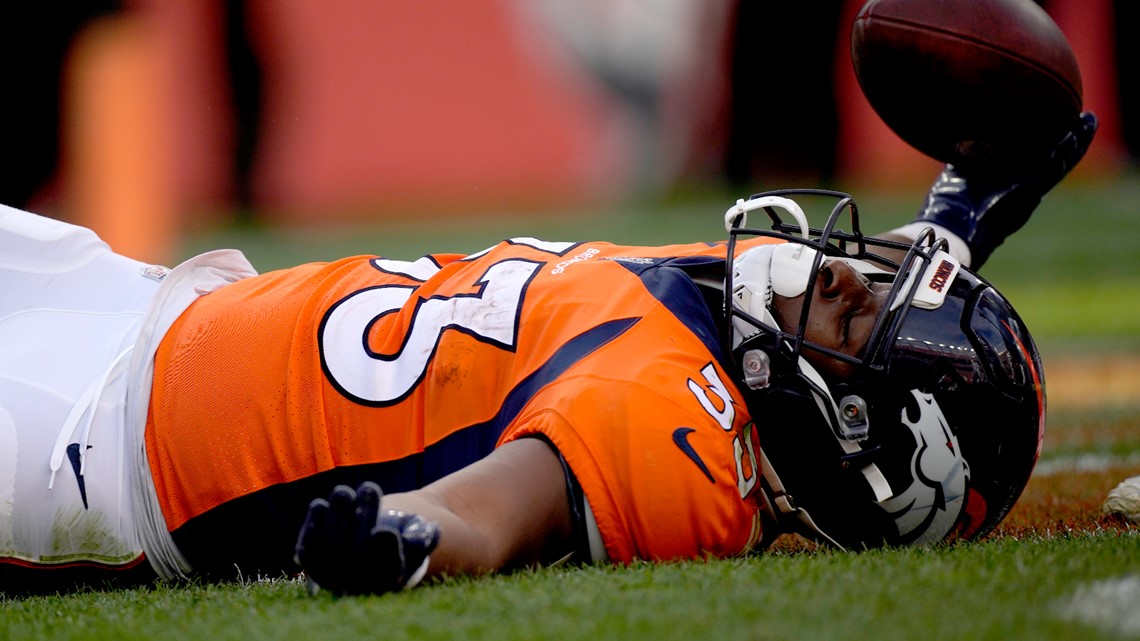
[850,0,1083,169]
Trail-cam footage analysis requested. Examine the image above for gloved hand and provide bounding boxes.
[294,481,440,596]
[913,111,1098,270]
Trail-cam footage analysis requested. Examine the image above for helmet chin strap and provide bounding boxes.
[758,446,846,550]
[757,365,895,553]
[725,196,811,234]
[796,357,894,502]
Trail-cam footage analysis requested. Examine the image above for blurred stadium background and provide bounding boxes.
[0,0,1134,266]
[3,4,1138,632]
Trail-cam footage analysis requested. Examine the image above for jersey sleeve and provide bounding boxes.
[501,333,764,564]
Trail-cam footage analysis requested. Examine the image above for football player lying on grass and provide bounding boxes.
[0,114,1095,596]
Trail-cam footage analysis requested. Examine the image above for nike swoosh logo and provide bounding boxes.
[66,443,92,510]
[672,427,715,484]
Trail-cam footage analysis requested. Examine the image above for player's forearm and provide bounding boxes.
[383,437,575,580]
[382,488,505,577]
[293,438,575,594]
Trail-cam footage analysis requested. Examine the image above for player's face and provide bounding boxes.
[770,259,890,380]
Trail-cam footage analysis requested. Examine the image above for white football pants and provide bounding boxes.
[0,205,164,568]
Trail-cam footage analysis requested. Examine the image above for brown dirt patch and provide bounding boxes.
[1045,354,1140,411]
[1027,354,1140,537]
[999,468,1139,539]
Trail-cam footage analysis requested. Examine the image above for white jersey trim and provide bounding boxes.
[126,250,258,579]
[582,496,608,563]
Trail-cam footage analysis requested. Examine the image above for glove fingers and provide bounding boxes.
[1064,111,1098,168]
[328,484,357,514]
[294,498,331,567]
[1077,111,1099,140]
[326,484,358,541]
[367,525,407,594]
[353,482,383,546]
[1041,111,1098,187]
[296,486,357,589]
[295,483,441,596]
[370,525,403,555]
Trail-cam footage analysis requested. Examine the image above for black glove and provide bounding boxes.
[914,111,1098,270]
[294,481,440,596]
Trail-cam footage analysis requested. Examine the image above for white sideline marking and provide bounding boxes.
[1034,452,1140,477]
[1057,575,1140,638]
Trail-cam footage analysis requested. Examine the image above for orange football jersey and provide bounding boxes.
[145,237,773,574]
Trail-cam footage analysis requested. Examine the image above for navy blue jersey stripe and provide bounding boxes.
[612,256,726,365]
[422,316,639,482]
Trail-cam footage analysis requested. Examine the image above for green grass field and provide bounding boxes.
[5,173,1139,640]
[3,533,1136,641]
